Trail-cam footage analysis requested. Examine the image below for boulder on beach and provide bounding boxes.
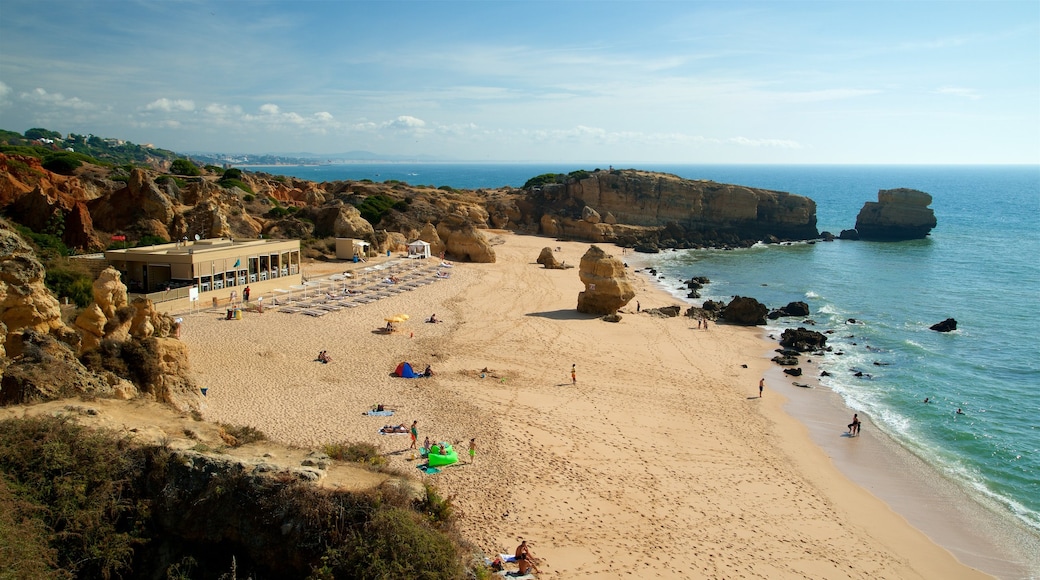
[537,247,564,269]
[779,327,828,352]
[576,245,635,315]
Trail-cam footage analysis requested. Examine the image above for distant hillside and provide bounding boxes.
[0,127,182,170]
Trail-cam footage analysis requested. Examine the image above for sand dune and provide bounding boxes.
[182,232,985,579]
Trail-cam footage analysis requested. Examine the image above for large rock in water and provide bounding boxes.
[854,188,937,241]
[779,327,828,352]
[576,246,635,315]
[721,296,768,325]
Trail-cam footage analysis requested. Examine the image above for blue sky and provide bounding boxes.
[1,1,1037,163]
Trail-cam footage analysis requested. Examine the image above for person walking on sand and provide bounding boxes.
[468,438,476,463]
[759,378,765,398]
[571,364,576,385]
[409,421,418,449]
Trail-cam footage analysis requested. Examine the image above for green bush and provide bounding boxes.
[522,173,566,189]
[323,442,387,467]
[41,153,81,175]
[204,165,223,174]
[267,206,290,218]
[219,178,254,194]
[356,195,400,225]
[222,167,243,180]
[136,234,168,247]
[0,415,150,578]
[218,424,267,447]
[170,159,200,176]
[243,194,255,203]
[14,225,69,258]
[317,507,462,579]
[568,169,591,181]
[44,268,94,307]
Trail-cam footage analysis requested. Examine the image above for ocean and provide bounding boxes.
[247,163,1040,548]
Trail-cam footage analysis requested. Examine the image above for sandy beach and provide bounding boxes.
[181,231,990,579]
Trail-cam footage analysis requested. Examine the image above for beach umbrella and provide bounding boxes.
[396,313,410,321]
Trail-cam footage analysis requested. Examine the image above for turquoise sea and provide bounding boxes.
[248,163,1040,543]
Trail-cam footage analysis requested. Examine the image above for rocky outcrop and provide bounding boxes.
[437,217,495,263]
[768,301,810,319]
[721,296,768,326]
[854,188,937,241]
[576,246,635,315]
[528,169,818,246]
[0,224,78,357]
[0,329,111,404]
[929,318,957,332]
[93,267,129,320]
[417,223,446,257]
[779,327,828,352]
[537,247,564,269]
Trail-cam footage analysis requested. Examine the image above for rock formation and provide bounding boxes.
[0,223,79,357]
[437,218,496,263]
[576,246,635,315]
[929,318,957,332]
[853,188,937,241]
[779,327,828,352]
[721,296,768,326]
[537,247,564,269]
[0,329,111,404]
[417,223,446,257]
[768,301,810,319]
[92,267,129,320]
[529,169,818,247]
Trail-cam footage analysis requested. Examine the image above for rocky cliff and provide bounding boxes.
[527,169,818,248]
[853,188,937,241]
[0,154,823,260]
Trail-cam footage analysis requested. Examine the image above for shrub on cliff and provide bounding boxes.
[0,415,150,578]
[44,267,94,307]
[170,158,200,176]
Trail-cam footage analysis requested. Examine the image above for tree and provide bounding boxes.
[24,128,62,141]
[170,159,200,176]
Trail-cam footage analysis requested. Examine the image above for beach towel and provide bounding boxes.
[416,464,441,474]
[498,555,518,563]
[378,429,408,435]
[364,410,394,416]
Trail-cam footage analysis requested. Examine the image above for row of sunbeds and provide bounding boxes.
[269,266,449,317]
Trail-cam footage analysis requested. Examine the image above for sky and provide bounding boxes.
[0,1,1037,164]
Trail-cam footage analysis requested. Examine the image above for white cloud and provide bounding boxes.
[314,111,334,122]
[383,115,427,130]
[0,81,10,98]
[259,103,280,115]
[21,87,96,110]
[204,103,244,116]
[935,86,981,100]
[144,97,195,112]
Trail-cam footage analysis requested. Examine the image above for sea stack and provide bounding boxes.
[852,188,937,241]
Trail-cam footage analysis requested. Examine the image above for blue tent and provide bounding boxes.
[394,362,418,378]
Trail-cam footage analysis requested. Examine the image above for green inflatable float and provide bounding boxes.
[426,443,458,467]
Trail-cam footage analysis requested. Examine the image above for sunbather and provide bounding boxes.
[380,424,408,434]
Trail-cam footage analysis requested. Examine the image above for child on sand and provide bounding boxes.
[468,438,476,463]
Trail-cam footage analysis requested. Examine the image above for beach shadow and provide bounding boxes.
[746,396,761,400]
[840,432,859,438]
[526,310,600,321]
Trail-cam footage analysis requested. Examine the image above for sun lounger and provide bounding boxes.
[299,309,327,317]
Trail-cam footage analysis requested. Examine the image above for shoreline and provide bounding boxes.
[634,255,1040,579]
[181,233,992,578]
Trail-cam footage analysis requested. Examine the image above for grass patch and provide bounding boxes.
[323,442,387,468]
[218,423,267,447]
